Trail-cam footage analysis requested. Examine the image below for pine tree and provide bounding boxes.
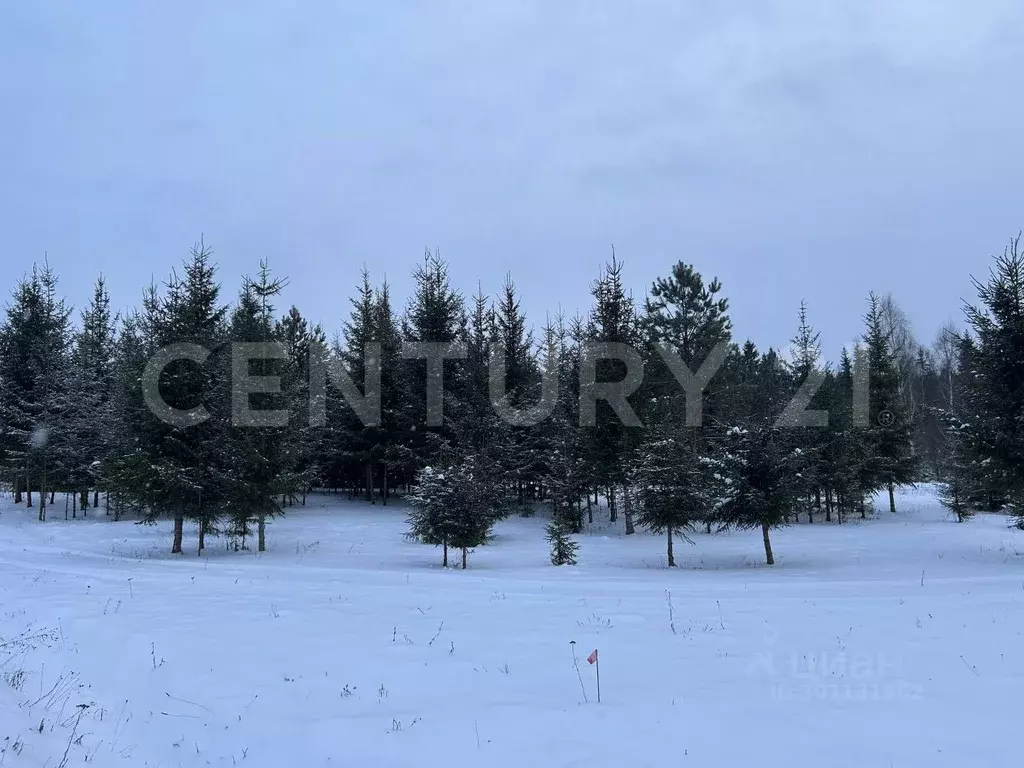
[636,261,733,537]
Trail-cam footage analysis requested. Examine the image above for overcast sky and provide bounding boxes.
[4,1,1023,360]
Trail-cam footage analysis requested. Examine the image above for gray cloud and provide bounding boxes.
[2,1,1022,357]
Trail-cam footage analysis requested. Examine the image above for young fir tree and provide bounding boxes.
[277,305,327,504]
[786,300,827,523]
[401,251,468,471]
[1,271,46,506]
[407,456,502,569]
[104,311,153,520]
[373,281,407,503]
[828,346,875,521]
[125,242,228,553]
[717,348,803,565]
[489,275,544,505]
[937,411,976,523]
[961,235,1024,526]
[583,252,638,530]
[461,285,502,460]
[223,262,297,553]
[71,277,118,513]
[546,517,579,565]
[0,262,74,520]
[335,268,384,502]
[406,465,456,565]
[630,430,706,566]
[863,293,919,513]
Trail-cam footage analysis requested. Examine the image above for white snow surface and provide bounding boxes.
[1,485,1021,767]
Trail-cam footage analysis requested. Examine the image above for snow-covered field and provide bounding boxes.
[1,486,1021,768]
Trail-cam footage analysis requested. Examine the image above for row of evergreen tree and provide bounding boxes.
[1,236,1022,566]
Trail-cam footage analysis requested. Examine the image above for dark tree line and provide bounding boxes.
[1,235,1022,564]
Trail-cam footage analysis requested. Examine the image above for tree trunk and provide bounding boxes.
[461,546,468,570]
[94,490,100,508]
[705,521,712,535]
[888,482,896,514]
[26,486,33,510]
[608,488,617,523]
[258,516,266,552]
[39,473,46,522]
[586,494,593,524]
[667,528,675,567]
[442,541,448,568]
[14,473,22,505]
[80,489,89,512]
[198,519,206,555]
[383,466,389,506]
[72,491,77,519]
[50,489,55,504]
[860,496,867,519]
[172,515,184,554]
[65,492,70,520]
[366,463,375,504]
[761,522,775,565]
[825,488,832,522]
[623,487,635,535]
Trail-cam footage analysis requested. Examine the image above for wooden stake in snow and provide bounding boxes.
[569,641,588,703]
[587,648,600,703]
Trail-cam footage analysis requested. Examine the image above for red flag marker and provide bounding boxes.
[587,649,601,702]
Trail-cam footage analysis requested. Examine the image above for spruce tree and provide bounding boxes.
[490,276,542,509]
[584,253,638,530]
[0,262,74,520]
[546,517,579,566]
[277,305,327,504]
[71,277,118,513]
[786,300,828,523]
[717,349,802,565]
[223,262,296,552]
[863,293,919,513]
[407,456,502,568]
[961,235,1024,525]
[121,242,228,553]
[401,251,468,470]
